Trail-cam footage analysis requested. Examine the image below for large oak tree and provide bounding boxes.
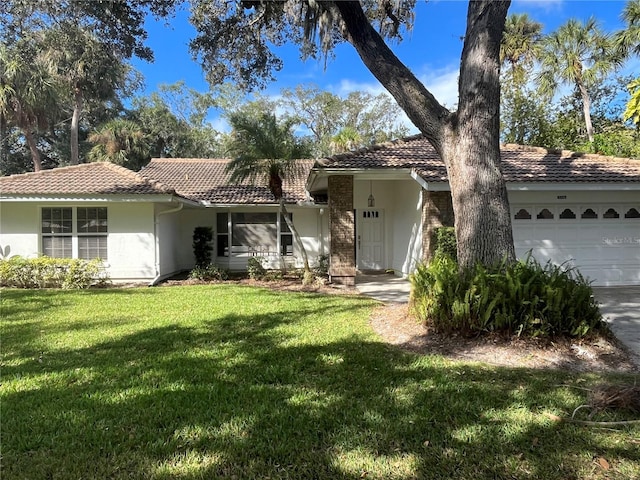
[189,0,515,269]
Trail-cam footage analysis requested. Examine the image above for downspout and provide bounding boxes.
[149,202,184,286]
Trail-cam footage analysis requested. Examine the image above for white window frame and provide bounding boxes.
[40,207,108,260]
[215,211,294,258]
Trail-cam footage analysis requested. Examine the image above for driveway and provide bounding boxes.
[593,287,640,366]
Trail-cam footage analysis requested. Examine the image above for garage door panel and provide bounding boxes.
[512,205,640,286]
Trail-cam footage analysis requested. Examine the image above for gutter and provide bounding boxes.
[149,201,184,286]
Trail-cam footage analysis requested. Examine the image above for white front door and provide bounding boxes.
[358,209,384,270]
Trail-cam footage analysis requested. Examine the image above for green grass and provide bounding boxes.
[1,285,638,479]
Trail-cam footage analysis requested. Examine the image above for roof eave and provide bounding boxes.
[506,182,640,191]
[0,193,200,204]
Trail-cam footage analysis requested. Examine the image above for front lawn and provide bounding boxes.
[1,285,638,479]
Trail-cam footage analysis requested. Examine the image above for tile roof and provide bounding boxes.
[139,158,315,204]
[316,135,640,183]
[0,162,176,196]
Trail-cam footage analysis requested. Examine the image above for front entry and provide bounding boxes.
[357,209,384,270]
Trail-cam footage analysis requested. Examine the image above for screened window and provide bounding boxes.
[216,212,294,257]
[41,207,108,260]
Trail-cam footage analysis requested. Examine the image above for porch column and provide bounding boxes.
[328,175,356,286]
[422,190,455,263]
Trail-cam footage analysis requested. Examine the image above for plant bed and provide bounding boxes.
[370,303,639,373]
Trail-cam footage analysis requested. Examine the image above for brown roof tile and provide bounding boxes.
[0,162,176,196]
[139,158,314,204]
[317,135,640,183]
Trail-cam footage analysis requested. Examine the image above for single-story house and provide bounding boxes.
[1,135,639,286]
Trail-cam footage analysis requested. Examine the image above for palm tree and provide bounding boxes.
[500,13,543,85]
[617,1,640,127]
[40,23,127,165]
[0,40,60,171]
[87,118,148,169]
[616,0,640,56]
[225,112,314,281]
[329,126,363,154]
[536,18,624,143]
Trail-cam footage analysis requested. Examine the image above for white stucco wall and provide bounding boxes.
[0,202,40,258]
[389,181,423,276]
[0,201,158,282]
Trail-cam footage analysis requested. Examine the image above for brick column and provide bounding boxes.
[328,175,355,286]
[422,190,455,263]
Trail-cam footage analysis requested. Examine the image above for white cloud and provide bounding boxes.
[417,65,460,109]
[512,0,564,12]
[330,78,388,97]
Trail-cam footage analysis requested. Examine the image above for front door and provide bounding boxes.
[358,209,384,270]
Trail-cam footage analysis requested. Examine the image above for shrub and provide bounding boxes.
[193,227,214,267]
[410,254,604,338]
[247,256,266,280]
[188,263,229,281]
[433,226,457,261]
[313,254,329,278]
[0,256,109,289]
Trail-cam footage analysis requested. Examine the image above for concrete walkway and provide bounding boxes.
[356,275,640,364]
[593,287,640,366]
[356,273,411,304]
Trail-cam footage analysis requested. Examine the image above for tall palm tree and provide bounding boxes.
[536,18,624,143]
[0,40,60,171]
[500,13,543,85]
[225,112,314,280]
[40,23,127,165]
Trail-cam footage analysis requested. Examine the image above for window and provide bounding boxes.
[216,212,229,257]
[41,207,108,259]
[42,208,72,258]
[280,213,293,256]
[536,208,554,220]
[215,211,294,257]
[77,208,108,259]
[624,208,640,219]
[603,208,620,219]
[581,208,598,219]
[559,208,576,219]
[514,209,531,220]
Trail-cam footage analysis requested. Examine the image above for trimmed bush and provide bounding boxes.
[0,256,109,289]
[433,226,457,261]
[247,256,267,280]
[410,254,604,338]
[188,263,229,281]
[193,227,214,267]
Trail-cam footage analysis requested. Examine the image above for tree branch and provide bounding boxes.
[331,0,450,153]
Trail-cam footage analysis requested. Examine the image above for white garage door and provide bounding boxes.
[512,204,640,286]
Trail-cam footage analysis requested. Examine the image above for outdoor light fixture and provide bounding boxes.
[367,180,375,207]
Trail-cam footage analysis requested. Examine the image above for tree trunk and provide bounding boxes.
[22,126,43,172]
[334,0,515,269]
[279,199,311,274]
[577,81,594,143]
[70,87,83,165]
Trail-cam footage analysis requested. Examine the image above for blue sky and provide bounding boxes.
[131,0,637,128]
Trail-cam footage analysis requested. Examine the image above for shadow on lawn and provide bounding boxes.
[2,294,639,480]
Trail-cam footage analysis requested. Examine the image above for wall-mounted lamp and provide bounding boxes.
[367,180,375,208]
